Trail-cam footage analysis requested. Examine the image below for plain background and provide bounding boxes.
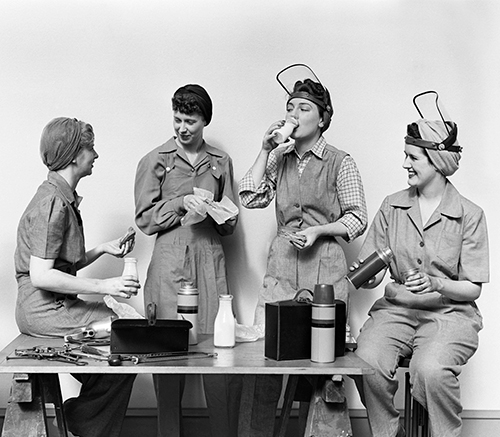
[0,0,498,415]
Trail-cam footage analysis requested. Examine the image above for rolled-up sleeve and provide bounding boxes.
[238,150,278,209]
[336,155,368,242]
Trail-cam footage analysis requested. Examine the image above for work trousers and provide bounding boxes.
[238,374,283,437]
[354,300,480,437]
[64,374,136,437]
[154,373,243,437]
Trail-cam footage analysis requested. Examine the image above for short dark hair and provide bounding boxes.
[172,92,204,119]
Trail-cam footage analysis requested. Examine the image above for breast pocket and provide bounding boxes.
[437,231,462,272]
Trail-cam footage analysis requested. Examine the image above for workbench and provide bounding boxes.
[0,334,373,437]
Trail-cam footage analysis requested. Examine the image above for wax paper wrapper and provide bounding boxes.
[181,187,239,226]
[235,323,264,342]
[104,295,144,319]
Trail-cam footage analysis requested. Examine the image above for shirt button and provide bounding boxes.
[191,168,195,172]
[420,242,424,247]
[212,166,217,171]
[417,259,422,265]
[166,167,171,172]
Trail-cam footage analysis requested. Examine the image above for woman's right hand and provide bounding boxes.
[183,194,206,212]
[101,276,141,299]
[262,120,285,152]
[348,259,383,288]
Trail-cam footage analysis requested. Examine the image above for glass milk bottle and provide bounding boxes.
[122,257,138,280]
[213,294,235,348]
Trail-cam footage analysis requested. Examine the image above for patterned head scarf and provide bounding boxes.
[40,117,83,171]
[406,119,461,177]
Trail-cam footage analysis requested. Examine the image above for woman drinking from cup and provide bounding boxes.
[238,64,368,436]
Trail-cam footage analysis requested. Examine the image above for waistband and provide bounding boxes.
[157,222,220,244]
[277,226,335,242]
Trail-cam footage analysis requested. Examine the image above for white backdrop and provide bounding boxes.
[0,0,498,413]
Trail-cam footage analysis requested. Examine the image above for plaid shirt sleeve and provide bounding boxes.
[238,150,279,209]
[336,155,368,242]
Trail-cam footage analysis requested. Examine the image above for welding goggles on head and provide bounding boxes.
[276,63,334,131]
[404,90,462,153]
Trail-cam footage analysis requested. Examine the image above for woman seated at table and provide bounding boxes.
[14,117,141,437]
[352,95,489,437]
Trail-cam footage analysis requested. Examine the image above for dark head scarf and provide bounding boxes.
[288,79,333,133]
[406,119,461,177]
[40,117,83,171]
[173,84,213,125]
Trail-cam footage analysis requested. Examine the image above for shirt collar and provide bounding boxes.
[390,181,463,219]
[47,171,81,206]
[160,137,225,158]
[284,136,327,159]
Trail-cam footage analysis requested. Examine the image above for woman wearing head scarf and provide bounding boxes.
[352,113,489,437]
[14,117,140,437]
[134,84,241,437]
[238,74,368,436]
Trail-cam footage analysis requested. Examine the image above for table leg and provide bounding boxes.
[274,375,299,437]
[1,373,68,437]
[43,374,69,437]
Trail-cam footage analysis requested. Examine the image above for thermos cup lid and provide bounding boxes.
[313,284,334,304]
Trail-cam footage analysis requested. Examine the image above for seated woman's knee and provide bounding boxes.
[411,357,447,388]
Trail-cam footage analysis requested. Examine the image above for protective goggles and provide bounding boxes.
[405,91,462,153]
[276,63,333,116]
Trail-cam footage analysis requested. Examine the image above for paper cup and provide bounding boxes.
[273,121,297,144]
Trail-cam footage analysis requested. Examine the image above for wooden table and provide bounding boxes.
[0,334,373,437]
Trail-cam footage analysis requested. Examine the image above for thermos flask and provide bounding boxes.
[311,284,336,363]
[346,247,393,289]
[177,281,199,345]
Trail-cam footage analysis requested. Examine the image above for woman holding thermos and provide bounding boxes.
[352,92,489,437]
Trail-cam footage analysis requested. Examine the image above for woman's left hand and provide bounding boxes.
[405,272,441,294]
[292,228,318,250]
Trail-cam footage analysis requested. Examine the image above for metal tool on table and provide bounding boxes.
[108,350,217,366]
[69,343,111,362]
[7,345,88,366]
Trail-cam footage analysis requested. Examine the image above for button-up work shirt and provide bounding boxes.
[239,137,367,242]
[15,171,85,278]
[360,182,489,315]
[134,137,236,236]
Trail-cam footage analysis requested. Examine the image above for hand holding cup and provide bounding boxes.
[272,118,298,144]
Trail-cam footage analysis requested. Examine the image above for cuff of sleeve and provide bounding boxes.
[337,217,355,242]
[172,196,186,214]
